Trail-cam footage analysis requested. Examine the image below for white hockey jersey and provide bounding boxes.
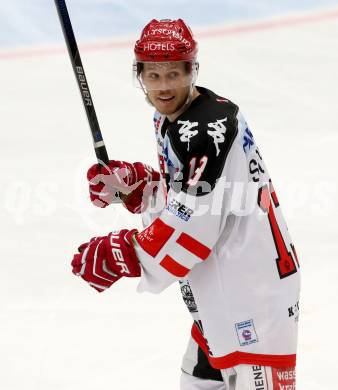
[133,87,300,369]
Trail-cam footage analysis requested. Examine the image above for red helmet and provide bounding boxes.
[134,19,198,62]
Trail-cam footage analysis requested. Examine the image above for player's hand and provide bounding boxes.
[87,160,161,213]
[71,229,141,292]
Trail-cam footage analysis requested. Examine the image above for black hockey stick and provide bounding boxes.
[54,0,109,166]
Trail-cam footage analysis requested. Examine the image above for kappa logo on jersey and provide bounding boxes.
[235,319,258,346]
[177,120,199,151]
[207,117,227,156]
[243,127,255,153]
[166,199,193,222]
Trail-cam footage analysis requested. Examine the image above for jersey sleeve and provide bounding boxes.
[134,103,248,294]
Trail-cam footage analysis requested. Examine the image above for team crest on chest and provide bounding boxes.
[207,117,227,156]
[177,120,199,151]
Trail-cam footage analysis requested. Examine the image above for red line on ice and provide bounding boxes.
[1,7,338,60]
[197,7,338,38]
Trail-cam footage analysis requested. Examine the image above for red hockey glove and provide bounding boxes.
[87,160,160,213]
[71,229,140,292]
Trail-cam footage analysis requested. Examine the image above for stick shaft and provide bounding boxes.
[54,0,109,165]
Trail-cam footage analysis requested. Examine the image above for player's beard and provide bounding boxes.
[147,86,190,117]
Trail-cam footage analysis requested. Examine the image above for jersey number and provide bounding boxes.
[187,156,208,186]
[258,181,299,279]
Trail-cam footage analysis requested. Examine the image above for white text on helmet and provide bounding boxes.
[144,43,175,52]
[142,29,191,47]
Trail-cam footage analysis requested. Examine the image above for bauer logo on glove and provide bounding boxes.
[71,229,140,292]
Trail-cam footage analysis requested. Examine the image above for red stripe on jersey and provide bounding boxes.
[191,323,296,369]
[177,233,211,260]
[160,255,190,277]
[135,218,175,257]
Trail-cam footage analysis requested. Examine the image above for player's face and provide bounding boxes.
[141,62,191,116]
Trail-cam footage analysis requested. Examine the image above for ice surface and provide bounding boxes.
[0,2,338,390]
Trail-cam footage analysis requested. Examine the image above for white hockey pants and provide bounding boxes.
[181,337,296,389]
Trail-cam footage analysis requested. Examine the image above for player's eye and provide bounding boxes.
[147,72,159,80]
[167,71,180,80]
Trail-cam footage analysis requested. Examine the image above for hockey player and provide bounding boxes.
[71,19,300,389]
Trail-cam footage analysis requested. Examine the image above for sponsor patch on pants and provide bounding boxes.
[272,367,296,390]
